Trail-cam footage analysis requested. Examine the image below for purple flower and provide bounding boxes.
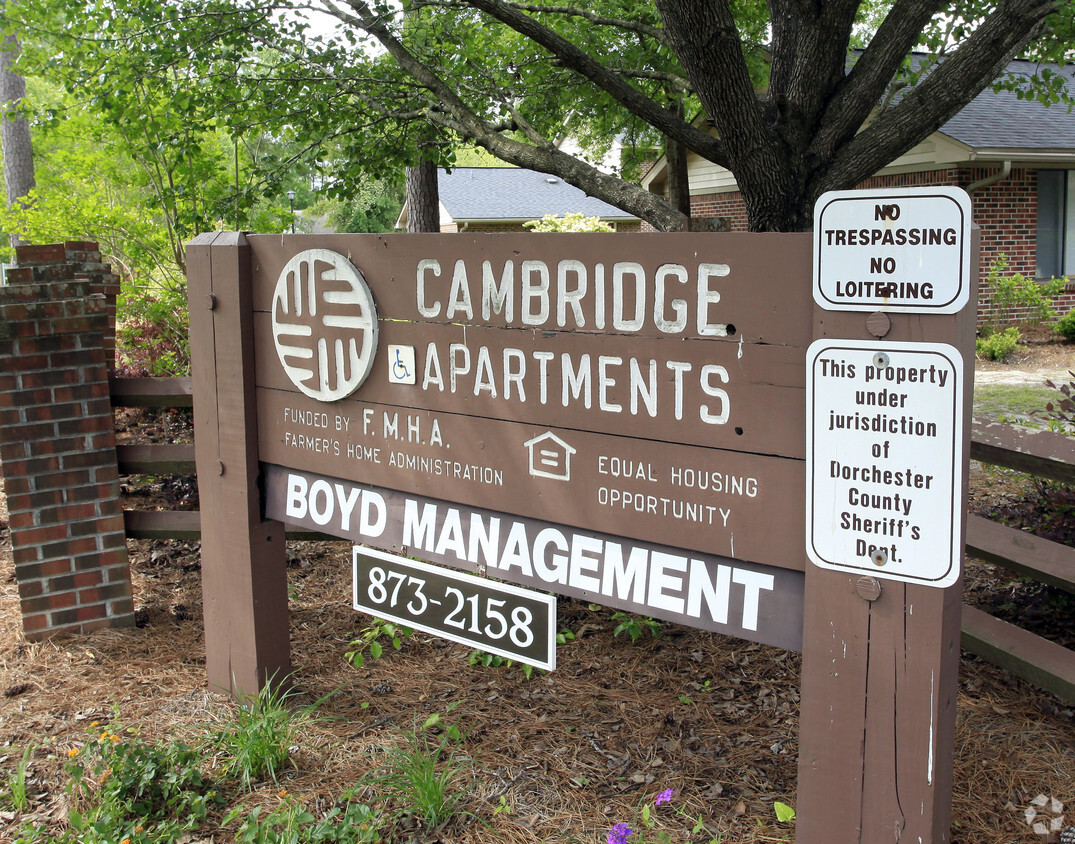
[654,788,676,807]
[607,822,633,844]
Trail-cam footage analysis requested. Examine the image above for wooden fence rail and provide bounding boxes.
[110,377,1075,700]
[961,418,1075,702]
[111,376,330,542]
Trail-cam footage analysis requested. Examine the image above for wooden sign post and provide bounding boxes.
[188,233,289,697]
[797,189,976,842]
[187,190,975,839]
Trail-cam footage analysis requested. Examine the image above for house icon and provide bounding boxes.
[523,431,577,481]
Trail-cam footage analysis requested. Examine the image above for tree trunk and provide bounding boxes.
[405,160,440,233]
[666,100,691,217]
[0,23,35,251]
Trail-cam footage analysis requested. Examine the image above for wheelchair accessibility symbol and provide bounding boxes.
[387,345,417,385]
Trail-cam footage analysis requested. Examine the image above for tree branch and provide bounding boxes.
[811,0,946,157]
[416,0,670,46]
[613,67,692,93]
[821,0,1058,194]
[459,0,728,165]
[652,0,767,164]
[331,0,689,230]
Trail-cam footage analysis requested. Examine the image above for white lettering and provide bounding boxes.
[416,258,442,318]
[446,260,474,320]
[654,263,688,333]
[285,474,308,520]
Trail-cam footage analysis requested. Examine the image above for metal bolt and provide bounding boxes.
[871,548,888,567]
[873,352,890,368]
[205,293,217,310]
[217,461,225,476]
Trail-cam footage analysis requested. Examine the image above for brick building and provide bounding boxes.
[641,58,1075,316]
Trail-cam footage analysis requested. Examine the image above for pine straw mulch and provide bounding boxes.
[1,366,1074,842]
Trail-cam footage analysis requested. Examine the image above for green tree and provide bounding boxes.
[0,6,35,249]
[0,80,175,278]
[322,176,403,233]
[14,0,1074,232]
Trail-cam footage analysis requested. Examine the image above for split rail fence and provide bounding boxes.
[113,376,1075,702]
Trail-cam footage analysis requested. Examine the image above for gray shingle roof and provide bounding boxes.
[939,59,1075,150]
[438,168,638,222]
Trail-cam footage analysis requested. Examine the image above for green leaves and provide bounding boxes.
[774,801,796,823]
[11,0,1074,234]
[346,618,413,668]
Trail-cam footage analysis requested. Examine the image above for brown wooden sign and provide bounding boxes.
[250,232,812,577]
[266,465,805,650]
[188,217,977,844]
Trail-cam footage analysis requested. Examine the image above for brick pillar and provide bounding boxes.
[0,260,134,638]
[6,241,122,369]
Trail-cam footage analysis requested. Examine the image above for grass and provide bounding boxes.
[972,384,1057,424]
[7,690,473,844]
[10,695,382,844]
[365,725,471,832]
[1,746,32,812]
[209,679,333,791]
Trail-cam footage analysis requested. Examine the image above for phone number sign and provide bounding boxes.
[353,546,557,670]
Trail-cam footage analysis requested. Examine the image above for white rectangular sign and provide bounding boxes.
[814,187,972,314]
[806,340,964,587]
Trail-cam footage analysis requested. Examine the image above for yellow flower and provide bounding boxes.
[135,826,144,833]
[110,735,120,743]
[279,789,288,798]
[67,748,79,757]
[121,839,130,844]
[100,731,109,740]
[90,721,99,727]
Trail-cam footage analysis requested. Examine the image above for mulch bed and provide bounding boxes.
[1,374,1073,843]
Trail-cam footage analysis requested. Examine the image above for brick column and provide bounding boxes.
[0,251,133,638]
[5,241,122,369]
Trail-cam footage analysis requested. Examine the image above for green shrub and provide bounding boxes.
[980,254,1065,333]
[346,618,412,668]
[610,612,662,642]
[523,212,613,232]
[65,722,221,843]
[976,326,1021,361]
[117,279,191,376]
[1055,309,1075,341]
[227,798,381,844]
[209,681,330,791]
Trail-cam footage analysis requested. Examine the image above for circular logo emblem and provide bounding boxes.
[272,249,378,401]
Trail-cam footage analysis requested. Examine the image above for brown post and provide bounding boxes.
[796,231,979,842]
[187,232,289,697]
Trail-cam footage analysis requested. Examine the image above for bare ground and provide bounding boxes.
[0,333,1073,843]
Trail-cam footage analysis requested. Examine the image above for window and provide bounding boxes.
[1037,170,1075,278]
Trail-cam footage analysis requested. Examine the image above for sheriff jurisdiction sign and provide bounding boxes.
[806,339,964,588]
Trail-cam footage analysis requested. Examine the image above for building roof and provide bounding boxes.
[937,59,1075,152]
[436,167,638,224]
